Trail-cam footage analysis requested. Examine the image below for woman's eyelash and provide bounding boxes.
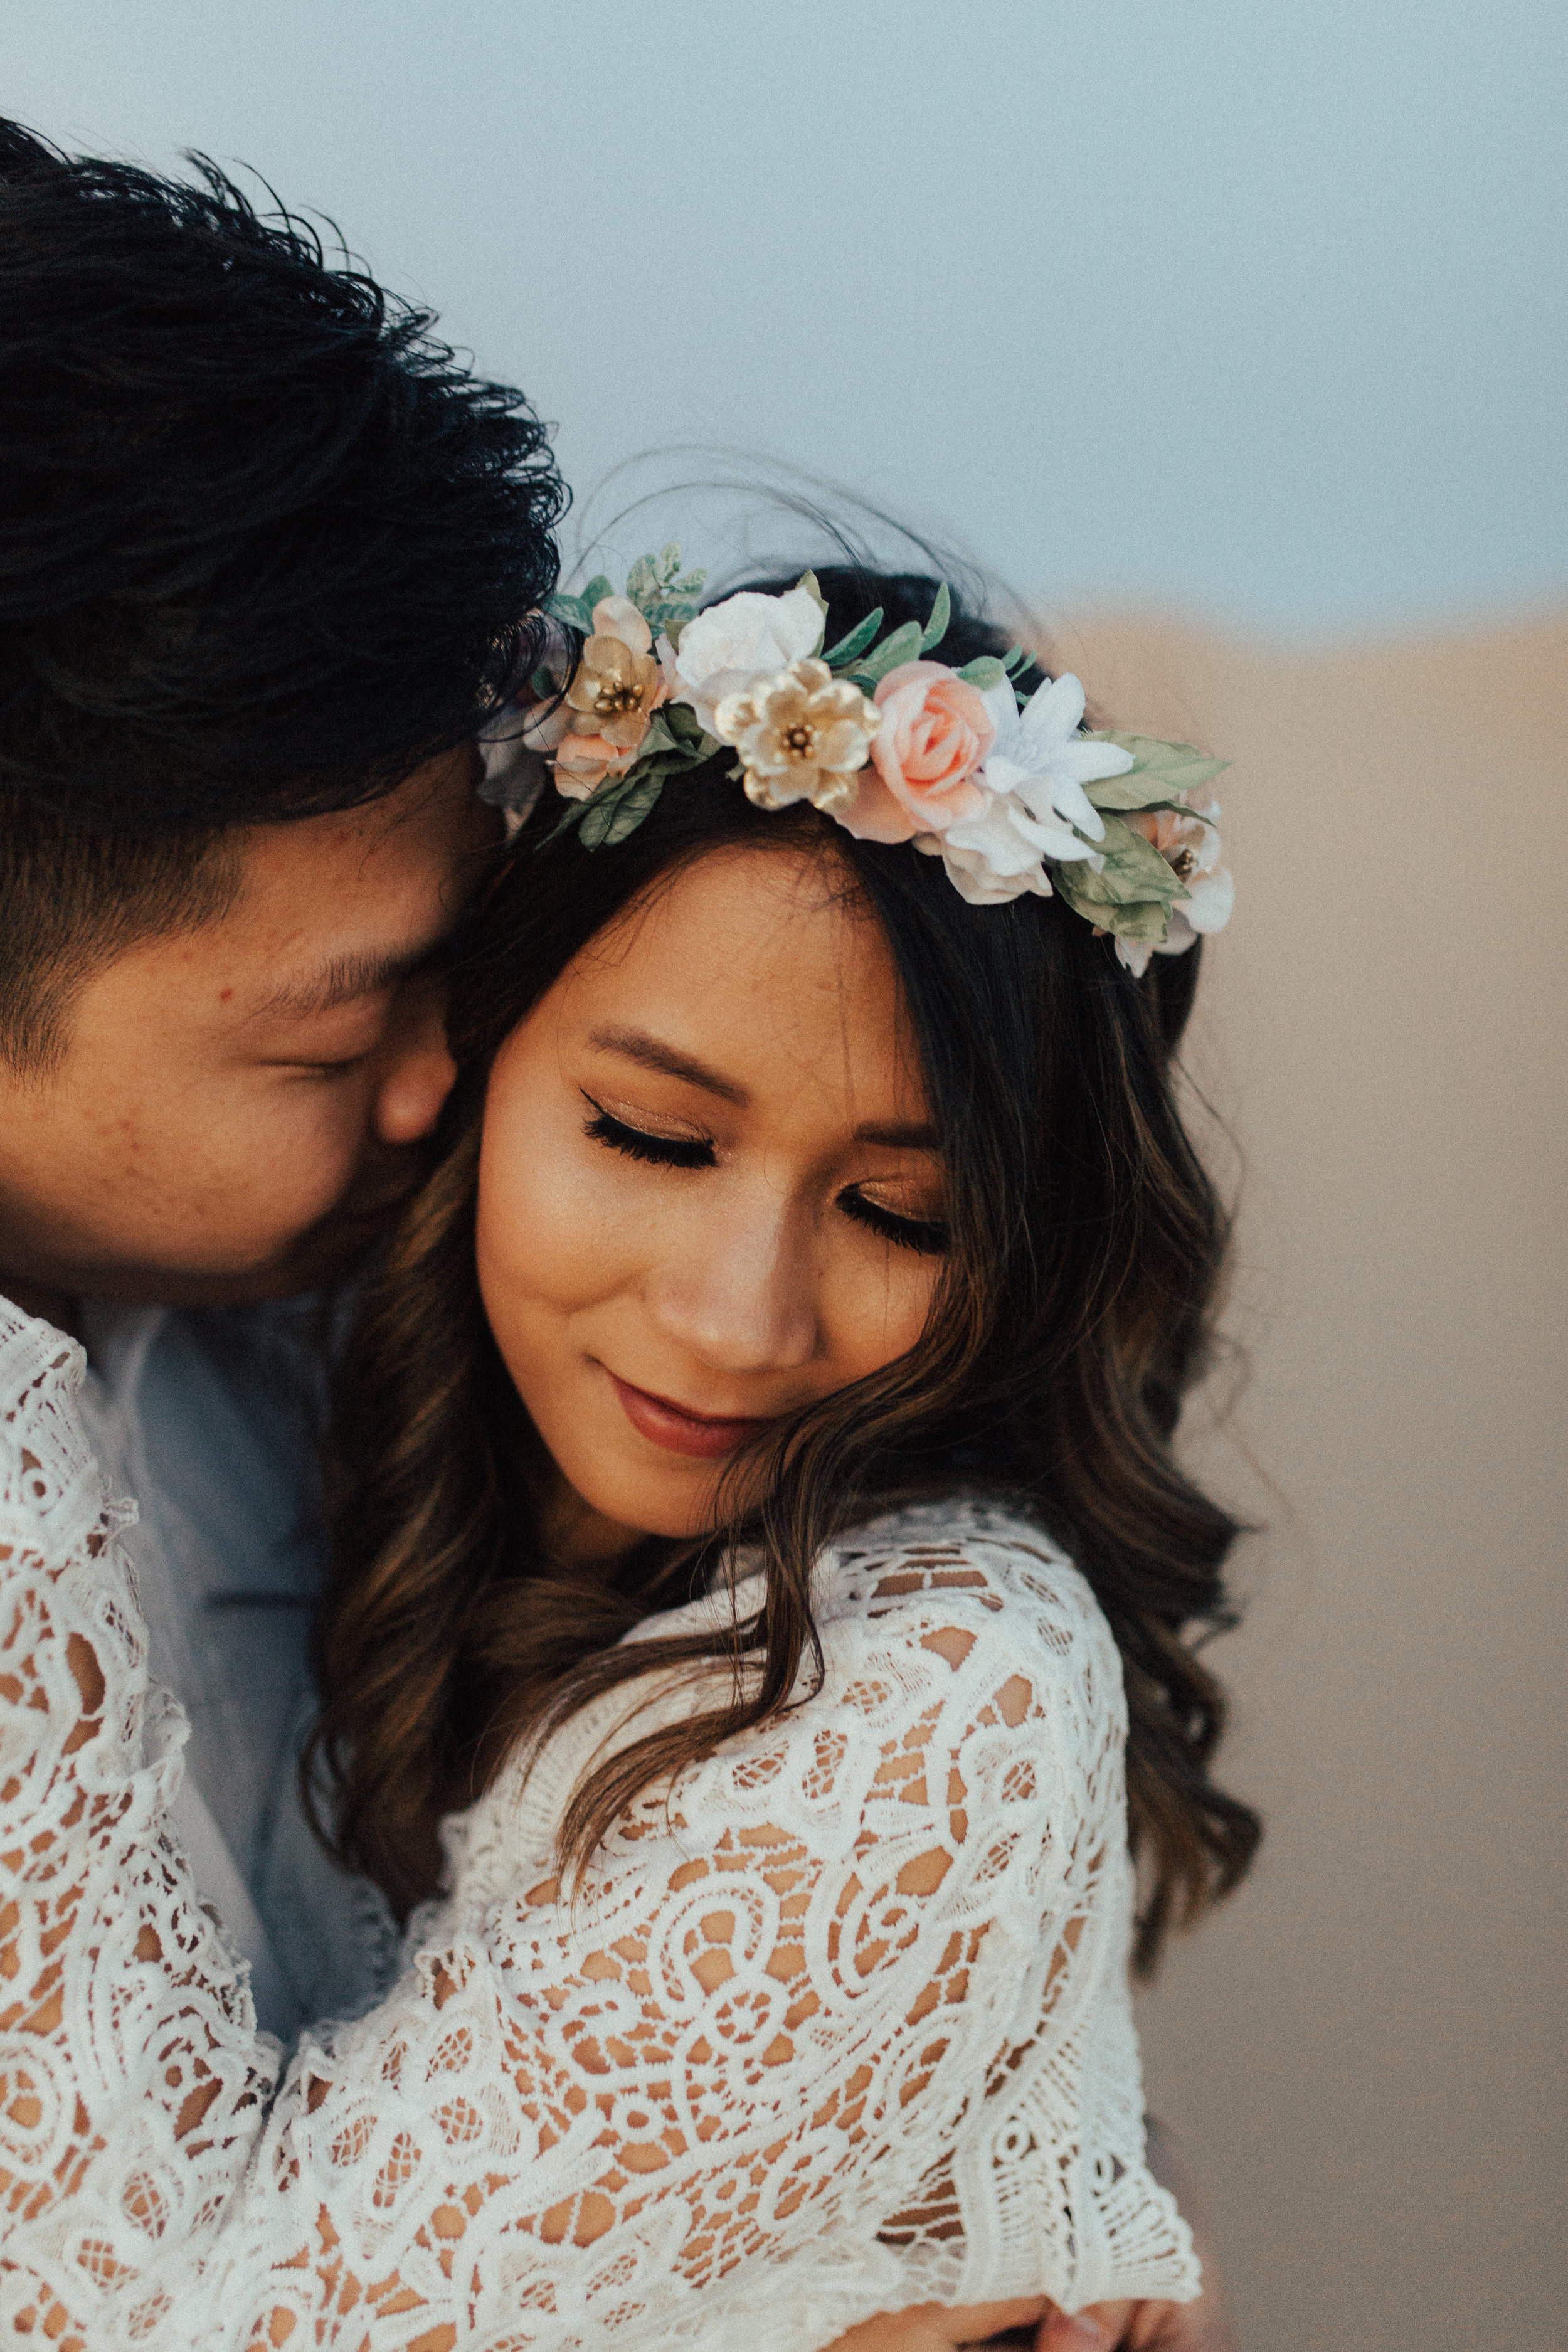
[839,1190,950,1256]
[582,1098,716,1170]
[582,1096,946,1248]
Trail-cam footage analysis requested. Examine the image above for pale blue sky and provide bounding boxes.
[6,0,1564,633]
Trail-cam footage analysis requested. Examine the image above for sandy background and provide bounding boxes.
[1046,613,1568,2349]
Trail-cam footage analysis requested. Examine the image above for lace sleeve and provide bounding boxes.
[0,1313,281,2344]
[0,1310,1193,2349]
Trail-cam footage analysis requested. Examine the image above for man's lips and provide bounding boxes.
[605,1371,775,1461]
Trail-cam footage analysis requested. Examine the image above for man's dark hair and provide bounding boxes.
[0,119,565,1069]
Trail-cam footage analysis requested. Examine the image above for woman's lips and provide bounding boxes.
[605,1371,774,1461]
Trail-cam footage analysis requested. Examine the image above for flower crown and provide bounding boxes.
[479,548,1233,975]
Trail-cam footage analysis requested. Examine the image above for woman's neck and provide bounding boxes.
[537,1471,646,1589]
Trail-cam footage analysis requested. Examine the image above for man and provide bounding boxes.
[0,115,559,2033]
[0,122,1232,2349]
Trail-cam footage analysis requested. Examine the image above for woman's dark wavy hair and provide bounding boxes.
[311,567,1261,1976]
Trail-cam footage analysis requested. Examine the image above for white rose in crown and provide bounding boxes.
[671,584,825,734]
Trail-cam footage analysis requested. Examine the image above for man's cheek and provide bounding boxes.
[246,1096,366,1232]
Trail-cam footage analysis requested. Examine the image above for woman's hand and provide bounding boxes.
[823,2121,1238,2352]
[824,2282,1236,2352]
[1035,2281,1237,2348]
[820,2300,1049,2352]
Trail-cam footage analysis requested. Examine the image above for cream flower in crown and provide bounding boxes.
[712,659,879,815]
[520,549,1233,967]
[554,595,670,798]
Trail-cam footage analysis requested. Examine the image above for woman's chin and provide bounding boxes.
[531,1439,732,1558]
[529,1378,773,1554]
[578,1473,727,1547]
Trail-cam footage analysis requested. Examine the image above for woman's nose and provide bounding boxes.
[373,977,457,1146]
[647,1192,820,1376]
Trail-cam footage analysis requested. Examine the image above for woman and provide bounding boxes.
[0,564,1254,2348]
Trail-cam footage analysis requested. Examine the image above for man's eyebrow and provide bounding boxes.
[588,1025,750,1106]
[258,942,443,1019]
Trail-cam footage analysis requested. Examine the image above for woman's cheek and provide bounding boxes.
[478,1101,638,1320]
[832,1248,940,1381]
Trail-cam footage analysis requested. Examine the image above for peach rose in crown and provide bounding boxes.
[837,660,995,843]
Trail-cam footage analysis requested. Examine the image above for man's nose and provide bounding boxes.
[372,978,457,1147]
[648,1194,820,1376]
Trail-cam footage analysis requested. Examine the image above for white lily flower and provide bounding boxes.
[978,672,1134,842]
[939,783,1103,906]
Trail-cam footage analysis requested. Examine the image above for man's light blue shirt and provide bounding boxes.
[74,1298,398,2043]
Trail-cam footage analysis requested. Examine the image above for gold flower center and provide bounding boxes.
[593,681,644,716]
[1168,847,1197,880]
[783,724,815,756]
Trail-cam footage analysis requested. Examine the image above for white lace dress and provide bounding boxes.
[0,1303,1197,2348]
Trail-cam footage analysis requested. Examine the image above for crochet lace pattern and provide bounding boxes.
[0,1303,1197,2348]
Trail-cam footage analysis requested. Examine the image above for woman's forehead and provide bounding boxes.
[579,844,880,984]
[548,847,930,1125]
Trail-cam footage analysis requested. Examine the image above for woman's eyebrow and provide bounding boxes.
[589,1029,941,1148]
[854,1120,942,1149]
[588,1025,749,1106]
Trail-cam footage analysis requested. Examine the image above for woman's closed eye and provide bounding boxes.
[581,1093,947,1252]
[838,1189,949,1256]
[582,1096,716,1170]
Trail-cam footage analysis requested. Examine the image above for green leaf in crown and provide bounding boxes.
[840,582,953,690]
[820,607,885,670]
[1051,810,1192,943]
[546,767,662,849]
[919,583,951,652]
[543,589,593,633]
[1083,733,1229,813]
[625,544,709,638]
[544,703,719,852]
[546,549,709,644]
[586,770,667,848]
[1051,877,1175,945]
[848,618,924,688]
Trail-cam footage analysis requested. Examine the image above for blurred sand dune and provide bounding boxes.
[1036,612,1567,2349]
